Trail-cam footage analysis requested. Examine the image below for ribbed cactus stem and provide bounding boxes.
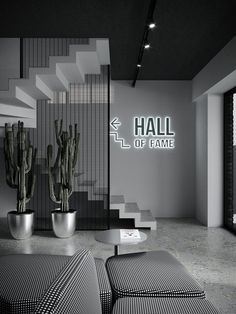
[4,121,37,213]
[47,120,79,212]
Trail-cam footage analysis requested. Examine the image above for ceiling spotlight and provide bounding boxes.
[137,64,142,67]
[144,43,150,49]
[148,22,156,29]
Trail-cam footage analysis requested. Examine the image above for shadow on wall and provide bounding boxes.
[0,139,17,217]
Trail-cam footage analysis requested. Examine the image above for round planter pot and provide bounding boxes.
[51,209,77,238]
[7,210,34,240]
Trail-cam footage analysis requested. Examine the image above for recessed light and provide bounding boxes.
[148,22,156,29]
[137,64,142,67]
[144,43,150,49]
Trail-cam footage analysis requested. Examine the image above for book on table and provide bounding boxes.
[120,229,141,242]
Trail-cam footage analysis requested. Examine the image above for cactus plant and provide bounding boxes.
[4,121,37,213]
[47,119,80,212]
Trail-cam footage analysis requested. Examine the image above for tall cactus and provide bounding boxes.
[4,121,37,213]
[47,120,80,212]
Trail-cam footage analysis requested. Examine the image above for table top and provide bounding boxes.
[95,229,147,246]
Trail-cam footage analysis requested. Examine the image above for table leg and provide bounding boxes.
[114,245,119,255]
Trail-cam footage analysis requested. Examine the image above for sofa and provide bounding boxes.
[0,249,220,313]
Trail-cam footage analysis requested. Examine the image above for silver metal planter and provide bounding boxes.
[8,211,34,240]
[52,209,77,238]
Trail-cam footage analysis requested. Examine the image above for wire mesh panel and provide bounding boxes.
[224,88,236,234]
[23,38,109,230]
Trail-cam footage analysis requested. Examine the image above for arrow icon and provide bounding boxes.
[110,117,121,130]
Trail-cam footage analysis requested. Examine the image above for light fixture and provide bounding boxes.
[148,22,156,29]
[132,0,157,87]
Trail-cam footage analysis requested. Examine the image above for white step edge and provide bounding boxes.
[110,195,125,211]
[119,202,141,220]
[0,104,36,119]
[135,210,157,230]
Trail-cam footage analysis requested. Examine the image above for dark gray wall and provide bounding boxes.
[0,38,20,90]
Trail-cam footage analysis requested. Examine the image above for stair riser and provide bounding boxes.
[110,204,125,211]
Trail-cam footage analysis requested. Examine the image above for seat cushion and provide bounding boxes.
[0,254,69,313]
[106,251,205,300]
[0,253,111,314]
[95,258,112,314]
[34,249,102,314]
[112,297,220,314]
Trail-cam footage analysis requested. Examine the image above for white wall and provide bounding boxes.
[195,95,223,227]
[0,38,20,90]
[207,95,223,226]
[195,95,208,225]
[111,80,195,218]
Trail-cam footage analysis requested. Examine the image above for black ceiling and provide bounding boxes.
[0,0,235,80]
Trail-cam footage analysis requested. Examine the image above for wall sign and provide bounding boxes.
[110,116,175,150]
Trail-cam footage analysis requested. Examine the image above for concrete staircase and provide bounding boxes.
[35,157,156,229]
[0,38,110,128]
[110,195,157,230]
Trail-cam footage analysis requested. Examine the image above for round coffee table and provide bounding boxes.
[95,229,147,255]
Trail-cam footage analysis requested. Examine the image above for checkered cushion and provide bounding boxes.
[95,258,113,314]
[0,254,68,313]
[34,249,102,314]
[106,251,205,300]
[112,297,220,314]
[0,252,111,314]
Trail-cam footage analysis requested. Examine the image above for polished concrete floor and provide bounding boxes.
[0,218,235,314]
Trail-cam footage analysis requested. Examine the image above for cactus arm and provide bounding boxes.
[67,144,74,197]
[26,148,37,201]
[25,146,33,173]
[5,158,18,188]
[19,152,26,201]
[5,127,18,172]
[48,170,62,204]
[4,127,19,189]
[72,133,80,170]
[26,174,36,203]
[61,156,66,187]
[47,145,61,204]
[52,146,61,175]
[69,124,73,140]
[55,120,63,147]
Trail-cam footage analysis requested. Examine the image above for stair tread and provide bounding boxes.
[110,195,125,204]
[140,210,156,222]
[125,203,140,214]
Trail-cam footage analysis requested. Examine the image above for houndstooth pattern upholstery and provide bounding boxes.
[0,254,69,314]
[112,297,220,314]
[34,249,102,314]
[106,251,205,300]
[95,258,113,314]
[0,253,112,314]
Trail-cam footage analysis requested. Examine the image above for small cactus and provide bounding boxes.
[4,121,37,213]
[47,120,80,212]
